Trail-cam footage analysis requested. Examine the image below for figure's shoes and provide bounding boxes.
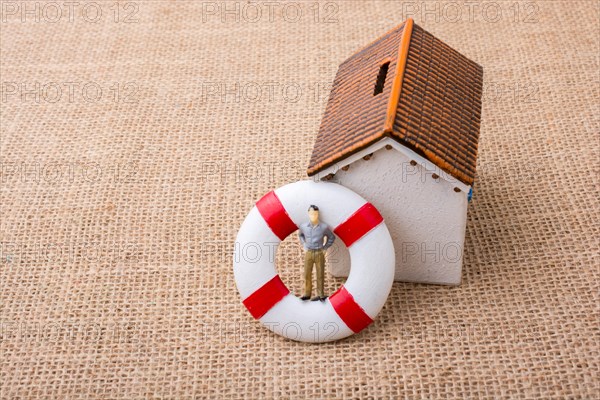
[310,296,320,301]
[300,295,310,301]
[319,296,328,301]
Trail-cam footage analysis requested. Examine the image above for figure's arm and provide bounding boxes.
[323,227,335,250]
[298,230,306,248]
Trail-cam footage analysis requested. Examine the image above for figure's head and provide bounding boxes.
[308,205,319,224]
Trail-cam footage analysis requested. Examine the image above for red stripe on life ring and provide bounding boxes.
[256,190,298,241]
[242,275,290,319]
[329,286,373,333]
[334,202,383,247]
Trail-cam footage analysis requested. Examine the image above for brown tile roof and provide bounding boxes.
[307,18,483,186]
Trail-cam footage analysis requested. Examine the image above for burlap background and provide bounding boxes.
[1,0,598,398]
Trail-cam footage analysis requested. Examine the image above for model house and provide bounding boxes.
[307,18,483,285]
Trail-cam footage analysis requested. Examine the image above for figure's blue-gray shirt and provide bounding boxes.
[298,221,335,250]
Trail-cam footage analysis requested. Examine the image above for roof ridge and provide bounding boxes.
[384,17,414,132]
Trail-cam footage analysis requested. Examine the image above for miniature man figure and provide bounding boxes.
[298,205,336,301]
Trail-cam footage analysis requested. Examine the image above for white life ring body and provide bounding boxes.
[233,180,395,342]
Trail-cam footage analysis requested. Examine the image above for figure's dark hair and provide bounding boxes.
[308,205,319,211]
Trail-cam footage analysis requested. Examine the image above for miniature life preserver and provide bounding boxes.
[233,180,395,342]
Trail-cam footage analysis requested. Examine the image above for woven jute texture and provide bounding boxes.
[1,1,599,398]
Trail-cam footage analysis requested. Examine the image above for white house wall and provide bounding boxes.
[323,138,469,285]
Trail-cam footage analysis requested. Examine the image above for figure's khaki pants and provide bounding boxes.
[303,249,325,297]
